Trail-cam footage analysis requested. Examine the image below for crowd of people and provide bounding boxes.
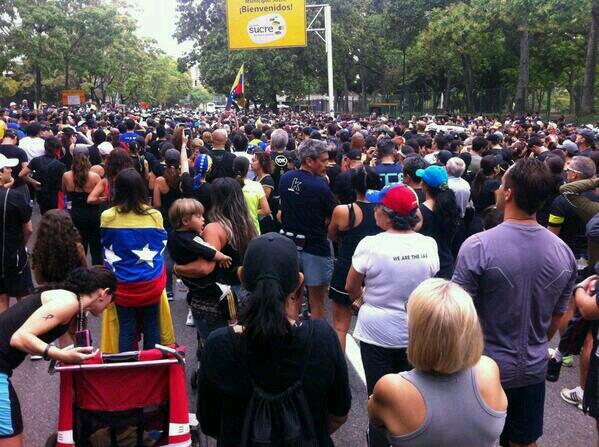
[0,100,598,446]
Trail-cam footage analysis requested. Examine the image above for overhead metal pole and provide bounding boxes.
[306,4,334,117]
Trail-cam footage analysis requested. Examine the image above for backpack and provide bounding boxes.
[237,321,318,447]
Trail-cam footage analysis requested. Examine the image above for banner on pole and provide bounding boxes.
[226,0,306,50]
[61,90,86,106]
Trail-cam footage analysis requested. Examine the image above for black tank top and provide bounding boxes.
[0,293,70,375]
[160,184,183,229]
[337,201,380,262]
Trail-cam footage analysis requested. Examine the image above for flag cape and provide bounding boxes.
[101,207,168,307]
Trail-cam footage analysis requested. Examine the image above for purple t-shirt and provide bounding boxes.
[453,222,576,389]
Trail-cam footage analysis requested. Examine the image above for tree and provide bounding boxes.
[581,0,599,114]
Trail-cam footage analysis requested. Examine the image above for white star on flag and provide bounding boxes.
[104,245,122,267]
[132,244,158,268]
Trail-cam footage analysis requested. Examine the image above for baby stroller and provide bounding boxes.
[45,345,194,447]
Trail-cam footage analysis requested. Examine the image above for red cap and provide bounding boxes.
[381,185,419,215]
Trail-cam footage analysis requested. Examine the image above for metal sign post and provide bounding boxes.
[306,4,334,117]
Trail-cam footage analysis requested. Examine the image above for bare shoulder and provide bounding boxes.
[373,373,422,409]
[474,356,508,412]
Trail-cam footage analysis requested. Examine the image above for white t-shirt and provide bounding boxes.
[19,137,45,161]
[352,231,439,348]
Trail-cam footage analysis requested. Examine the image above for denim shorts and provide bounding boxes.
[298,251,334,287]
[0,373,22,439]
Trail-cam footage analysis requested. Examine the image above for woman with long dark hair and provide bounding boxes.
[62,149,103,264]
[417,165,461,279]
[87,149,132,207]
[197,233,351,446]
[251,151,277,234]
[471,155,502,214]
[174,178,257,346]
[100,168,169,352]
[327,166,381,350]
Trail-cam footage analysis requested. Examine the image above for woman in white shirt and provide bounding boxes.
[346,183,439,395]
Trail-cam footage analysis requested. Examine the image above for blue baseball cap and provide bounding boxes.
[415,165,448,189]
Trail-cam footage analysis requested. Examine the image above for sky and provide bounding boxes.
[126,0,193,58]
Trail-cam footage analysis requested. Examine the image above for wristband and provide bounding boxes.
[43,344,52,361]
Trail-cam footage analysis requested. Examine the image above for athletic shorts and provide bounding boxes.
[297,251,333,287]
[500,381,545,446]
[0,265,33,298]
[0,373,23,439]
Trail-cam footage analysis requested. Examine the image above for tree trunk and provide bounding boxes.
[34,65,42,105]
[567,69,576,115]
[64,57,70,89]
[443,73,451,112]
[514,25,529,113]
[461,53,475,113]
[581,0,599,115]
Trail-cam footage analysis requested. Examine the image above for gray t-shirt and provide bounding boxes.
[453,222,576,389]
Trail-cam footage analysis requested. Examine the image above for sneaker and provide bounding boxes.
[186,309,195,327]
[30,355,43,361]
[546,357,562,382]
[561,386,584,407]
[562,355,573,367]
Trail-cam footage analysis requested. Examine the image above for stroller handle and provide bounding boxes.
[155,344,185,365]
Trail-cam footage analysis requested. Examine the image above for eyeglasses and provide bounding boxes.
[565,167,582,174]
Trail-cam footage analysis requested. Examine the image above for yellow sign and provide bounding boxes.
[226,0,307,50]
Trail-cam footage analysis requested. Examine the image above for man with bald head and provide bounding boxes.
[207,128,236,181]
[350,132,365,151]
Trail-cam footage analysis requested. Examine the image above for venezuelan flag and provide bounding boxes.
[226,64,244,110]
[101,207,168,307]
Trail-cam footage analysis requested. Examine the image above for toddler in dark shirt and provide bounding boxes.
[167,198,232,278]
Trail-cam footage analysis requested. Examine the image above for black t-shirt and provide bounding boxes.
[271,151,293,196]
[167,230,217,265]
[279,169,337,256]
[0,187,31,276]
[207,149,236,181]
[326,163,341,187]
[197,320,351,447]
[549,191,599,258]
[28,155,66,195]
[87,144,102,166]
[0,144,27,188]
[333,170,355,205]
[181,173,213,214]
[536,151,550,162]
[473,179,500,214]
[414,187,426,205]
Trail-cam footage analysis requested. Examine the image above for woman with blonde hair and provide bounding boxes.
[368,279,507,447]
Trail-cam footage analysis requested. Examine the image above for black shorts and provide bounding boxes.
[583,326,599,419]
[329,258,351,306]
[0,374,23,439]
[500,381,545,446]
[0,267,32,298]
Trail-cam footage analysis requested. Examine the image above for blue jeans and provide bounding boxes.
[116,303,160,352]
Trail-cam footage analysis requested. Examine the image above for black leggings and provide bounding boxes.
[71,210,103,265]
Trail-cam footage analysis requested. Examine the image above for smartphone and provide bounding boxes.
[75,329,92,348]
[184,129,191,137]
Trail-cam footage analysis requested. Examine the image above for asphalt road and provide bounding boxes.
[8,208,598,446]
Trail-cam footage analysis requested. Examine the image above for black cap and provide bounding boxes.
[242,233,299,294]
[437,149,453,166]
[347,149,362,161]
[164,148,180,167]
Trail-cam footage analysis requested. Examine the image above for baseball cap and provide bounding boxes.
[561,139,579,156]
[98,141,114,156]
[73,144,90,157]
[242,232,300,294]
[437,149,453,166]
[366,183,419,216]
[164,149,180,167]
[577,128,595,143]
[0,153,19,170]
[415,165,449,189]
[347,149,362,161]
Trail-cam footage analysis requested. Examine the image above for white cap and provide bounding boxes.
[78,120,87,127]
[98,141,114,156]
[9,102,16,107]
[0,154,19,170]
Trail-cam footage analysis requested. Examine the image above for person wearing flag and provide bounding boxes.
[226,64,245,111]
[100,167,170,352]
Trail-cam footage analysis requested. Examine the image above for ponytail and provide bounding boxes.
[233,156,249,189]
[240,278,291,349]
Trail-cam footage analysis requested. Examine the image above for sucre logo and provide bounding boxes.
[247,14,286,44]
